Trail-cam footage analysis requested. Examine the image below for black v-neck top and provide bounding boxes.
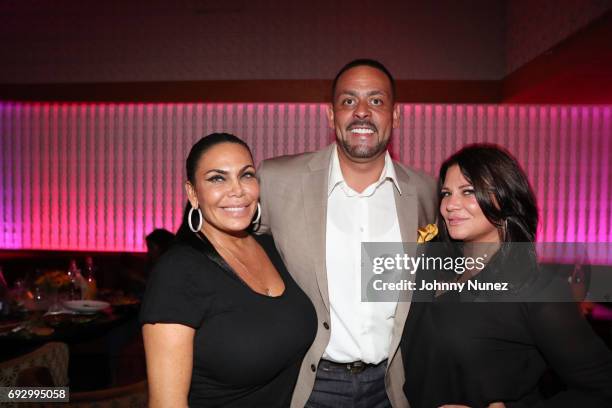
[140,233,317,407]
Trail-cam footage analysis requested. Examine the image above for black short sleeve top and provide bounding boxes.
[140,233,317,407]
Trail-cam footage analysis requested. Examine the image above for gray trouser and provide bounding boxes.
[305,360,391,408]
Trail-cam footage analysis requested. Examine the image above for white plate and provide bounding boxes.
[63,300,110,314]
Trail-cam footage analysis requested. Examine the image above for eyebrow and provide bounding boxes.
[204,164,255,175]
[441,183,473,190]
[337,90,388,98]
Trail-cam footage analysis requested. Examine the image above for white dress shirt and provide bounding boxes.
[324,146,402,364]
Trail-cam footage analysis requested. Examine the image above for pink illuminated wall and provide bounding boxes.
[0,102,610,253]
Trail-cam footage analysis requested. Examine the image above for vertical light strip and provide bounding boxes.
[113,104,124,251]
[24,104,34,248]
[574,106,585,245]
[104,104,114,251]
[39,105,48,248]
[49,105,58,248]
[452,105,463,165]
[555,107,567,242]
[535,106,546,241]
[545,107,557,243]
[0,103,10,247]
[131,103,141,251]
[603,108,612,242]
[296,104,305,153]
[589,107,601,242]
[1,104,8,247]
[165,104,176,232]
[76,105,85,248]
[155,104,166,232]
[423,105,433,174]
[13,102,21,249]
[85,105,95,248]
[285,104,295,155]
[96,105,105,249]
[58,104,67,248]
[0,104,5,247]
[566,107,578,242]
[128,104,140,251]
[67,105,76,248]
[31,105,41,247]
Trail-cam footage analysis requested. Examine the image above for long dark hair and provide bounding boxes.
[438,144,538,244]
[435,145,541,293]
[176,133,254,240]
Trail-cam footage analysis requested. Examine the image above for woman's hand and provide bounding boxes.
[143,323,195,408]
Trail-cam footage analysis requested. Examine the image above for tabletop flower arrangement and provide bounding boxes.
[34,270,72,291]
[30,270,74,313]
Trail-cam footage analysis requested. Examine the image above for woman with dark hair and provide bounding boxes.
[401,145,612,407]
[140,133,317,407]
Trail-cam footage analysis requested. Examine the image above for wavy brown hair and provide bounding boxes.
[438,144,538,243]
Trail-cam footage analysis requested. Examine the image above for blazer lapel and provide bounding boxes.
[389,163,420,362]
[394,162,419,245]
[301,144,335,312]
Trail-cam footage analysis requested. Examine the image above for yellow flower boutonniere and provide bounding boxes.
[417,223,438,243]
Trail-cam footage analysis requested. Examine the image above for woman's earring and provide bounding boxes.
[251,202,262,226]
[188,206,203,232]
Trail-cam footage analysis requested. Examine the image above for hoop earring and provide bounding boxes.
[251,202,261,226]
[188,206,203,233]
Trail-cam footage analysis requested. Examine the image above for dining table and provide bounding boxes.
[0,290,141,390]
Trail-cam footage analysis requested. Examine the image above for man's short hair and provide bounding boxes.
[331,59,396,101]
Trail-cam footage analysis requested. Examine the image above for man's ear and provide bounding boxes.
[392,103,400,129]
[184,182,198,208]
[326,103,335,130]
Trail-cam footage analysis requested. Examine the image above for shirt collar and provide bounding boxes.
[327,145,402,196]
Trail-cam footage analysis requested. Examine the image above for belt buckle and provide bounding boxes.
[347,361,366,374]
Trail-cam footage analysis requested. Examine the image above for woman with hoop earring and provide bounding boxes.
[140,133,317,407]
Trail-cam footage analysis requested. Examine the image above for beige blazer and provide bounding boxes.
[257,143,437,408]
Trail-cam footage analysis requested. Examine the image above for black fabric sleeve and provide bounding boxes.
[527,300,612,407]
[139,245,214,329]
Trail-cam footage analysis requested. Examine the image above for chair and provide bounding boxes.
[0,342,69,387]
[41,380,148,408]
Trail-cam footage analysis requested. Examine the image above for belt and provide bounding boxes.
[319,359,382,374]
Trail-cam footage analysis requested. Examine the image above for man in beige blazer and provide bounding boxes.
[258,59,437,407]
